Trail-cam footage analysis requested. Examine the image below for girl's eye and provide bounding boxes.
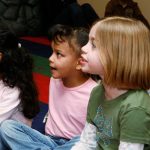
[91,41,96,48]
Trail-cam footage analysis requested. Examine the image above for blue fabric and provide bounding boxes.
[0,120,80,150]
[19,39,52,58]
[32,102,48,134]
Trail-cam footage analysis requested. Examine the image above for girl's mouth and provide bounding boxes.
[79,57,87,65]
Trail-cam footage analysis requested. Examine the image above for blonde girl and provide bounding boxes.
[72,16,150,150]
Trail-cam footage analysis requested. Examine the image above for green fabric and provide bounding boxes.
[32,54,51,77]
[87,84,150,150]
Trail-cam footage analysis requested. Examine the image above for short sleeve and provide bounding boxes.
[0,86,20,123]
[120,108,150,144]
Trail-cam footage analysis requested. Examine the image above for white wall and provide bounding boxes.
[78,0,150,23]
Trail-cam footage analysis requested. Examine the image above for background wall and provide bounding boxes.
[78,0,150,23]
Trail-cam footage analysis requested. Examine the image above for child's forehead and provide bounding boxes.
[51,40,70,47]
[89,24,98,39]
[51,40,79,56]
[51,40,73,52]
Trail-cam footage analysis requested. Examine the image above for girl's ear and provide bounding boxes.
[76,59,82,70]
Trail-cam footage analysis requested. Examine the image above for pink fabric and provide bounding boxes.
[45,77,97,139]
[0,80,32,126]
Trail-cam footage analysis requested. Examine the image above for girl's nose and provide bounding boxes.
[81,44,87,54]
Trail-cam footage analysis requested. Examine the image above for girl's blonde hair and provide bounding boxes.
[95,16,150,89]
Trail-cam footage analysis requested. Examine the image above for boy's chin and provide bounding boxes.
[81,67,91,74]
[51,75,61,79]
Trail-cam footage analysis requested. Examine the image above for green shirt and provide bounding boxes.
[87,84,150,150]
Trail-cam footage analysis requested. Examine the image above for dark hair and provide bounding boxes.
[48,24,89,56]
[0,21,39,119]
[48,24,73,44]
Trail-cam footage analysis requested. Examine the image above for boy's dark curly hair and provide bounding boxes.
[48,24,89,56]
[0,21,40,119]
[48,24,74,44]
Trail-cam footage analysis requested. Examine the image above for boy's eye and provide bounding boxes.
[56,52,63,57]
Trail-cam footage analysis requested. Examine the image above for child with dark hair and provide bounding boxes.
[0,24,97,150]
[0,21,40,126]
[104,0,150,29]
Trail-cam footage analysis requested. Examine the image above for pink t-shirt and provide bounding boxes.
[0,80,32,126]
[45,77,97,139]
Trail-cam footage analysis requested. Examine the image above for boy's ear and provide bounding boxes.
[0,52,2,61]
[76,59,82,70]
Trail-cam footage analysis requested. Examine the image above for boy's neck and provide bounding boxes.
[62,74,89,88]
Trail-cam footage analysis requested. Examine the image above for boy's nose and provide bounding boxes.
[49,54,54,62]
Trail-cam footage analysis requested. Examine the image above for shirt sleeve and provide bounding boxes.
[119,141,144,150]
[0,87,20,123]
[71,122,97,150]
[120,108,150,144]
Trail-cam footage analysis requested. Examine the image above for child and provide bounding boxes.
[0,21,39,126]
[104,0,150,29]
[71,17,150,149]
[0,24,97,150]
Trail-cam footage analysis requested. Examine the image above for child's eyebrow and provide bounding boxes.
[56,49,63,53]
[53,48,63,53]
[89,36,95,41]
[90,37,96,43]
